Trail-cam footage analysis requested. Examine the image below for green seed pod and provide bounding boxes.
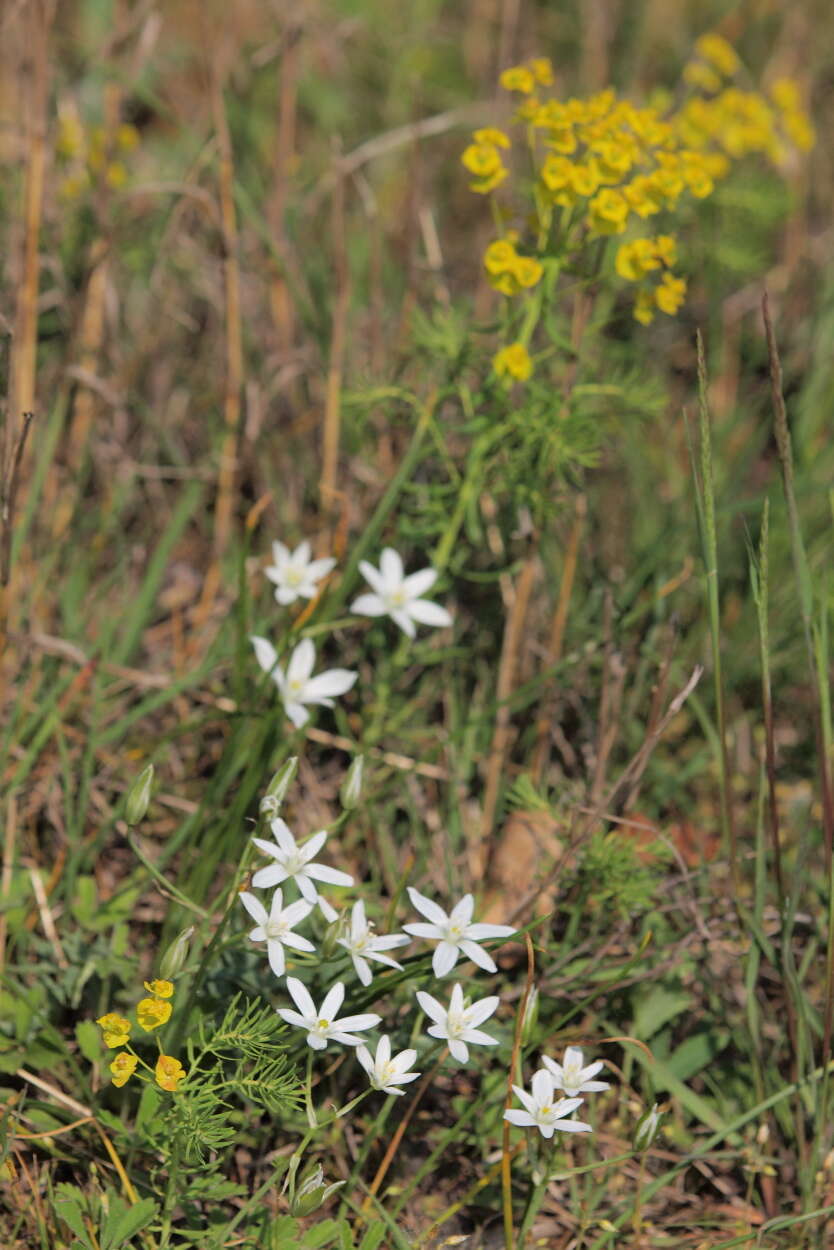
[159,926,194,980]
[126,764,154,825]
[340,755,364,809]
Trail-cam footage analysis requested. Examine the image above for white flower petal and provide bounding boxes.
[251,863,287,889]
[415,990,447,1025]
[267,941,286,978]
[459,940,497,973]
[281,932,316,953]
[296,873,320,904]
[251,635,279,675]
[460,1027,498,1047]
[302,669,358,702]
[402,567,437,599]
[466,922,516,939]
[463,995,499,1028]
[448,1038,469,1063]
[380,548,404,585]
[504,1109,537,1128]
[554,1119,593,1133]
[351,593,387,618]
[390,608,417,637]
[285,977,316,1019]
[449,894,474,927]
[334,1012,382,1033]
[319,982,346,1021]
[277,1009,309,1029]
[287,639,316,684]
[305,863,354,887]
[402,922,443,941]
[432,941,460,978]
[358,561,387,596]
[407,887,449,927]
[283,699,309,728]
[531,1069,553,1105]
[406,599,452,628]
[238,891,268,925]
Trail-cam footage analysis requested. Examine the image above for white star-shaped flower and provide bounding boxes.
[238,889,315,978]
[415,983,500,1063]
[541,1047,609,1098]
[403,888,514,977]
[264,540,336,606]
[351,548,452,638]
[278,977,381,1051]
[336,900,410,986]
[356,1035,420,1095]
[250,636,357,728]
[504,1068,592,1140]
[252,820,353,921]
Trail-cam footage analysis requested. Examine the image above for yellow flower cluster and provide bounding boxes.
[461,127,511,194]
[56,106,140,200]
[95,978,186,1092]
[483,235,544,295]
[463,34,813,326]
[493,342,533,381]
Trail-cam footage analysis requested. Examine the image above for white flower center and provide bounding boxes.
[315,1018,330,1033]
[445,922,464,941]
[380,1060,397,1083]
[285,565,304,587]
[446,1010,467,1038]
[265,919,288,940]
[352,932,368,951]
[283,851,306,875]
[385,587,408,609]
[288,678,305,696]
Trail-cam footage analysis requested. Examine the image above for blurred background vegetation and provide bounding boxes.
[3,0,834,1245]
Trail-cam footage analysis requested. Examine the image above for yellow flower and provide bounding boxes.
[695,33,740,78]
[491,271,520,296]
[110,1052,138,1088]
[116,123,140,152]
[483,239,518,274]
[499,65,535,94]
[570,161,601,197]
[137,997,173,1032]
[633,289,656,325]
[473,127,510,149]
[547,125,577,155]
[540,153,573,193]
[493,343,533,382]
[512,255,544,289]
[594,140,633,184]
[655,272,687,315]
[623,175,664,218]
[143,979,174,999]
[770,78,801,113]
[653,234,677,266]
[615,238,660,282]
[155,1055,186,1092]
[587,188,629,234]
[683,61,723,94]
[530,57,554,86]
[105,161,127,189]
[97,1013,131,1049]
[462,142,504,180]
[682,161,714,198]
[783,109,815,153]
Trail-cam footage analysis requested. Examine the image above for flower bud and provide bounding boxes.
[260,757,298,818]
[520,985,539,1046]
[159,926,194,980]
[340,755,364,809]
[126,764,154,825]
[289,1163,344,1217]
[633,1102,662,1152]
